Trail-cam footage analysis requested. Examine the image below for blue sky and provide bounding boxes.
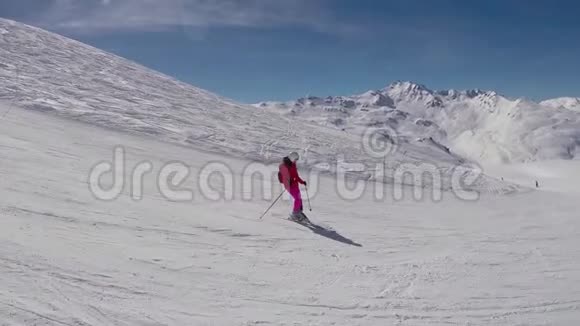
[1,0,580,103]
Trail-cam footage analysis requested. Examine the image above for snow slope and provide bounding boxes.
[258,82,580,164]
[485,159,580,195]
[0,18,515,194]
[0,18,342,163]
[2,107,580,325]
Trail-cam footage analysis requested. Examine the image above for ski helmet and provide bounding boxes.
[288,152,299,162]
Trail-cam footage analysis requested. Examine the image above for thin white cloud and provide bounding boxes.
[33,0,358,36]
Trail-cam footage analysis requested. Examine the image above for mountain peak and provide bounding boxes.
[384,81,434,103]
[461,88,502,99]
[386,81,432,93]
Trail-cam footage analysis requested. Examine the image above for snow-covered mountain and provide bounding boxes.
[541,97,580,112]
[258,81,580,164]
[0,18,516,194]
[0,18,372,167]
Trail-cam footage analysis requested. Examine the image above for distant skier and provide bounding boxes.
[536,180,539,188]
[278,152,307,221]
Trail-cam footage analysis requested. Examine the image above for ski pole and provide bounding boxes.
[305,185,312,211]
[259,189,285,219]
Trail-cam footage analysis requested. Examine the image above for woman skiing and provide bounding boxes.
[278,152,307,221]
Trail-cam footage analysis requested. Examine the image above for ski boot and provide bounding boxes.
[298,211,310,223]
[290,211,306,222]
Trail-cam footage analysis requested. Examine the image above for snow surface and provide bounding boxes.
[257,82,580,164]
[2,107,580,325]
[1,18,580,325]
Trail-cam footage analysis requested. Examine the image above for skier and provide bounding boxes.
[278,152,308,221]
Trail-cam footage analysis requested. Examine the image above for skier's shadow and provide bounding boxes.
[302,221,362,247]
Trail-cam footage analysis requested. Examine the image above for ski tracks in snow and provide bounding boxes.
[1,109,580,325]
